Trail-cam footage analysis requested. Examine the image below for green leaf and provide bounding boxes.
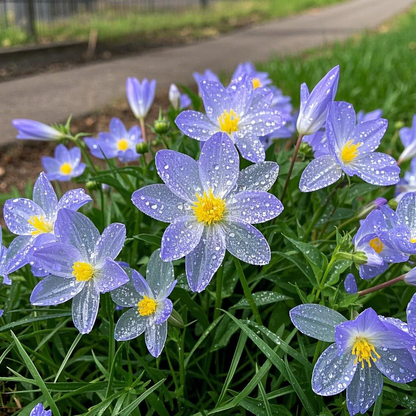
[11,331,61,416]
[0,312,72,332]
[132,233,162,246]
[231,291,291,310]
[54,333,83,382]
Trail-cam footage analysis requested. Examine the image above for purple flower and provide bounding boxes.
[344,273,358,294]
[3,172,92,268]
[126,78,156,120]
[12,119,64,141]
[389,192,416,255]
[175,76,285,163]
[30,403,51,416]
[353,210,408,279]
[232,61,272,89]
[193,69,220,92]
[132,133,283,292]
[296,66,339,136]
[290,304,416,416]
[396,157,416,202]
[85,118,143,163]
[300,101,400,192]
[112,249,176,357]
[398,115,416,163]
[42,144,86,182]
[357,109,383,124]
[30,209,128,334]
[169,84,191,110]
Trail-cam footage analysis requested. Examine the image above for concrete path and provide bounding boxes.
[0,0,414,144]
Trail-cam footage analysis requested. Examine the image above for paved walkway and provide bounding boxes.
[0,0,414,145]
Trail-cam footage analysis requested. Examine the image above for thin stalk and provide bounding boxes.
[358,275,405,297]
[104,293,115,371]
[213,264,224,321]
[281,133,303,201]
[139,118,147,142]
[233,257,262,326]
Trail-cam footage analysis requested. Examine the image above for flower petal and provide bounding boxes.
[350,118,388,153]
[198,132,239,198]
[114,307,147,341]
[93,223,126,267]
[235,133,265,163]
[32,173,58,220]
[161,218,203,262]
[146,248,175,299]
[154,298,173,324]
[55,209,100,260]
[110,277,140,308]
[375,348,416,383]
[175,110,217,142]
[226,190,283,224]
[4,198,44,235]
[222,220,270,265]
[94,259,129,293]
[30,275,84,305]
[145,320,168,358]
[200,80,230,122]
[299,155,343,192]
[58,189,92,211]
[346,364,383,416]
[32,242,82,277]
[312,343,356,396]
[72,280,100,334]
[132,184,192,223]
[4,235,32,274]
[290,304,346,342]
[326,101,356,153]
[131,269,153,298]
[155,150,203,202]
[350,152,400,186]
[407,293,416,337]
[185,225,226,292]
[397,192,416,230]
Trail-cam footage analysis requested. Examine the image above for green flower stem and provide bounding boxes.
[303,203,326,241]
[139,118,147,142]
[233,257,262,326]
[104,293,115,371]
[213,263,224,321]
[281,133,304,202]
[71,134,98,175]
[358,274,405,297]
[324,216,358,241]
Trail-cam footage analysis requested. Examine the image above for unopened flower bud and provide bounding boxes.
[136,142,149,154]
[169,84,181,110]
[344,273,358,294]
[154,119,170,134]
[86,180,100,191]
[357,197,387,219]
[388,198,398,210]
[168,309,184,328]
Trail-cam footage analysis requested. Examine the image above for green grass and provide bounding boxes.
[0,0,344,47]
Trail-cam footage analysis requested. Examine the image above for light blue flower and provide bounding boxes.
[300,101,400,192]
[232,61,272,89]
[30,209,128,334]
[85,118,143,163]
[344,273,358,294]
[169,84,191,110]
[193,69,220,93]
[396,158,416,201]
[112,249,176,357]
[126,77,156,120]
[296,66,339,136]
[398,114,416,163]
[12,119,64,141]
[42,144,86,182]
[290,304,416,416]
[175,75,285,163]
[30,403,51,416]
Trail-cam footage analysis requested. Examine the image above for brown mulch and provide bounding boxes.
[0,92,171,195]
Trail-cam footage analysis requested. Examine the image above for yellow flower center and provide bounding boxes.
[138,296,158,316]
[218,109,240,135]
[72,262,94,282]
[252,78,262,89]
[117,139,129,151]
[28,215,54,236]
[341,140,362,163]
[351,337,380,368]
[411,237,416,244]
[192,188,226,225]
[60,163,72,175]
[369,237,383,254]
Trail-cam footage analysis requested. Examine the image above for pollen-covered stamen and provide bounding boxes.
[60,163,73,175]
[352,337,381,368]
[72,262,94,282]
[341,140,362,163]
[28,215,54,236]
[117,139,129,151]
[218,109,240,135]
[252,78,262,89]
[192,188,226,225]
[138,296,158,316]
[369,237,384,254]
[411,237,416,244]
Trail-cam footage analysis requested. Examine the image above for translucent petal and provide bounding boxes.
[235,133,265,163]
[175,110,217,142]
[145,320,168,358]
[199,80,230,122]
[32,172,58,219]
[72,280,100,334]
[110,279,140,308]
[146,248,175,299]
[350,118,388,153]
[94,260,129,293]
[289,304,346,342]
[57,188,92,211]
[114,307,147,341]
[154,298,173,325]
[4,198,44,235]
[375,348,416,383]
[397,192,416,231]
[93,223,126,267]
[326,101,356,153]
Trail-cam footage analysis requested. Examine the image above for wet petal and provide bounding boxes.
[397,192,416,230]
[4,198,44,235]
[146,249,175,298]
[30,275,84,305]
[350,118,388,153]
[114,307,147,341]
[154,298,173,324]
[32,172,58,219]
[312,343,356,396]
[58,189,92,211]
[326,101,356,153]
[72,280,100,334]
[299,155,342,192]
[94,259,129,293]
[93,223,126,267]
[110,278,141,308]
[375,348,416,383]
[199,80,230,122]
[145,320,168,358]
[132,184,192,223]
[175,110,217,142]
[185,225,226,292]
